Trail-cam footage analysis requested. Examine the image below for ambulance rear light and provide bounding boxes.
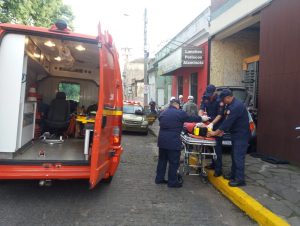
[112,126,121,145]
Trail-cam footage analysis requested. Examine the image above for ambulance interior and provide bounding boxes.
[0,34,100,163]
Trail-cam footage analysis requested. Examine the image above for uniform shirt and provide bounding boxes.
[158,106,202,150]
[182,101,198,116]
[200,95,224,128]
[219,98,250,141]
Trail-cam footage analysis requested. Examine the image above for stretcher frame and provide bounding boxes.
[180,132,217,183]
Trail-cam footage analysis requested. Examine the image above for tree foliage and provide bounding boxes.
[0,0,74,28]
[59,82,80,102]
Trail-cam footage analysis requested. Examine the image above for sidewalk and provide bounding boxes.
[149,121,300,226]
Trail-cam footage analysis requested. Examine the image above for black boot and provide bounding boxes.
[228,180,246,187]
[213,171,222,177]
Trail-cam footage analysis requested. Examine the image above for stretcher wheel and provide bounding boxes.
[177,174,183,184]
[201,176,208,184]
[200,171,208,184]
[184,170,190,176]
[179,164,189,176]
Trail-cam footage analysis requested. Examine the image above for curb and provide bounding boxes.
[148,127,158,137]
[207,170,290,226]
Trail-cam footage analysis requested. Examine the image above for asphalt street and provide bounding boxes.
[0,133,256,226]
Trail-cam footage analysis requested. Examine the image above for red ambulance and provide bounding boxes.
[0,20,123,188]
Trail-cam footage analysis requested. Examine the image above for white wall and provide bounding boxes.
[210,29,259,86]
[136,82,144,103]
[210,0,271,36]
[148,72,156,102]
[157,89,164,106]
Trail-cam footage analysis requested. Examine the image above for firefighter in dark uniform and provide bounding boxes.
[208,89,250,187]
[199,84,225,177]
[155,99,207,188]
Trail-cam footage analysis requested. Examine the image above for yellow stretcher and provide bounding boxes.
[180,132,217,183]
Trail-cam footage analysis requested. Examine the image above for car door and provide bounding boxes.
[89,24,110,188]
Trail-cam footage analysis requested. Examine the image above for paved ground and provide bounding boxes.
[222,154,300,226]
[0,133,255,226]
[150,120,300,226]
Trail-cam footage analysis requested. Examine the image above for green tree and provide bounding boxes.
[59,82,80,102]
[0,0,74,29]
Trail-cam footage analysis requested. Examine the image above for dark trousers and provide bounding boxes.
[231,139,248,181]
[214,136,223,174]
[155,148,181,186]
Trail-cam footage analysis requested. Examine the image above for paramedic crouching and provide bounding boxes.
[208,89,250,187]
[155,99,209,188]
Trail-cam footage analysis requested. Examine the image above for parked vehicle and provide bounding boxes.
[0,21,123,188]
[122,101,149,135]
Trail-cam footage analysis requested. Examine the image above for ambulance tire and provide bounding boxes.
[101,176,113,184]
[143,130,149,136]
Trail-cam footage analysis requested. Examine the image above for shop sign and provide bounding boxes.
[182,47,204,67]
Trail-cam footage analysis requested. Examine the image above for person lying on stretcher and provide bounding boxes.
[183,117,218,138]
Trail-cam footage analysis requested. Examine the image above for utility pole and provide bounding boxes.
[143,8,148,107]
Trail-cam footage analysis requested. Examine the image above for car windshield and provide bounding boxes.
[123,105,143,114]
[217,88,247,103]
[232,90,247,103]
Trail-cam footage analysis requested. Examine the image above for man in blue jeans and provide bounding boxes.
[155,99,208,188]
[208,89,250,187]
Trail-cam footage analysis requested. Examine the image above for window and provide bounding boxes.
[216,88,248,104]
[123,104,143,114]
[190,73,198,103]
[58,82,80,102]
[232,90,247,103]
[177,76,183,97]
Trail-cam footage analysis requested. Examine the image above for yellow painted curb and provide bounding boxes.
[207,170,290,226]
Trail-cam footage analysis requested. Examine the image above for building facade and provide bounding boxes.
[154,7,210,106]
[123,58,144,102]
[210,0,300,165]
[147,59,172,107]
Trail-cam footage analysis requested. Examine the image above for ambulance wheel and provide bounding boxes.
[143,130,149,136]
[101,176,113,184]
